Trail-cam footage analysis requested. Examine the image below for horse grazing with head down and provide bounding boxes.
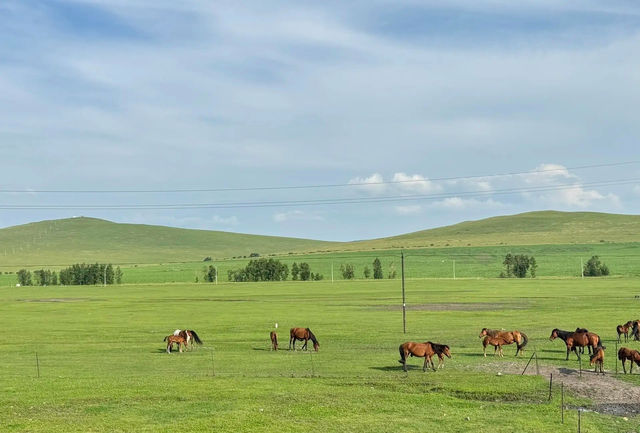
[617,321,634,342]
[289,328,319,351]
[164,335,187,353]
[398,341,451,372]
[618,347,640,374]
[478,328,528,357]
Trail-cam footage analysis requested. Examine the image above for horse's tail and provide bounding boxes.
[398,344,406,364]
[163,335,169,342]
[189,330,203,345]
[273,332,278,346]
[517,332,528,351]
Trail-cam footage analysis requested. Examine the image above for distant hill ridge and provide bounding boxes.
[0,211,638,265]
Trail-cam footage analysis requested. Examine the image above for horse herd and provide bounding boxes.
[163,322,640,375]
[163,327,319,353]
[397,323,640,375]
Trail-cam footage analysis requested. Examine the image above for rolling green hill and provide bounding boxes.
[353,210,640,250]
[0,211,639,266]
[0,217,336,266]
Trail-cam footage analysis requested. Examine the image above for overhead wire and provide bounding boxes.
[0,177,637,210]
[0,160,637,194]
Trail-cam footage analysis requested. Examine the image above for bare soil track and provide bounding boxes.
[491,362,640,416]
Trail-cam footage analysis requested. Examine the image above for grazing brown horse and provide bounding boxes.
[478,328,528,356]
[549,329,600,360]
[164,335,187,353]
[270,331,278,351]
[289,328,319,351]
[589,345,605,375]
[481,335,514,357]
[618,347,640,374]
[398,341,449,372]
[617,321,634,342]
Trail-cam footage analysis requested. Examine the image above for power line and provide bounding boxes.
[0,160,638,194]
[0,177,636,210]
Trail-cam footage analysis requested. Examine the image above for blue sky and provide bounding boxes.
[1,0,640,241]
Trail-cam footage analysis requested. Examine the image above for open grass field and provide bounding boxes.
[3,277,640,432]
[2,241,638,286]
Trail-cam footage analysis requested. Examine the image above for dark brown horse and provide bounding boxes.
[589,345,605,375]
[617,321,634,342]
[289,328,319,351]
[270,331,278,351]
[618,347,640,374]
[429,342,452,369]
[164,335,187,353]
[398,341,450,372]
[478,328,528,356]
[549,329,600,360]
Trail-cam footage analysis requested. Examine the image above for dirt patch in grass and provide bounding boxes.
[370,302,526,312]
[483,361,640,417]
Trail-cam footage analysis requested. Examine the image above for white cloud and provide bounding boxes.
[394,205,422,215]
[273,210,324,223]
[431,197,505,210]
[392,172,441,193]
[348,173,387,195]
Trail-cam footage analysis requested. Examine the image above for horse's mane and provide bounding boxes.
[553,329,573,340]
[306,328,319,345]
[427,342,449,353]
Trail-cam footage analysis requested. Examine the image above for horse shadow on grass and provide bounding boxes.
[370,365,428,372]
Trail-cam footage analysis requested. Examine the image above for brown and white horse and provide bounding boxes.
[173,329,203,350]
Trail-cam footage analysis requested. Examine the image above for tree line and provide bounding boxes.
[225,257,395,282]
[16,263,123,286]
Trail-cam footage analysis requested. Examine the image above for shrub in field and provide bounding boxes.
[299,262,311,281]
[583,256,610,277]
[373,258,383,279]
[340,264,355,279]
[227,258,289,282]
[203,265,217,282]
[16,269,32,286]
[501,254,537,278]
[58,263,118,285]
[33,269,57,286]
[363,266,371,279]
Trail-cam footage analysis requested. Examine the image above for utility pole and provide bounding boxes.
[215,266,218,285]
[331,262,334,283]
[401,251,406,334]
[103,266,107,287]
[580,258,584,279]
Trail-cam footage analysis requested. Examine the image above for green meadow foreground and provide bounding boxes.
[3,278,640,432]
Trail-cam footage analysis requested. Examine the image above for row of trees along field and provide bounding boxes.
[499,254,609,278]
[224,257,395,282]
[16,263,123,286]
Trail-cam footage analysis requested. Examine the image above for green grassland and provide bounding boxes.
[2,241,638,286]
[2,278,639,432]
